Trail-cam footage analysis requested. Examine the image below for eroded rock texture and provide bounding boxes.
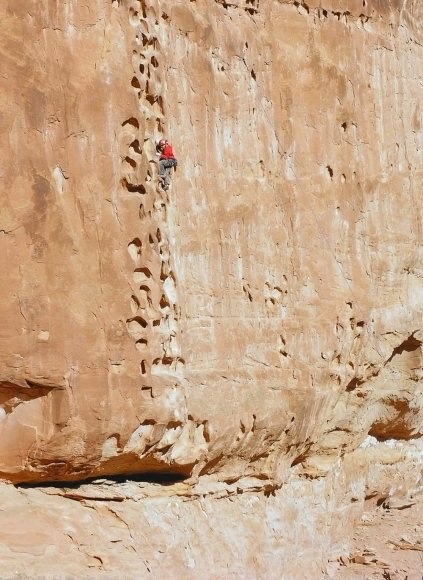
[0,0,422,576]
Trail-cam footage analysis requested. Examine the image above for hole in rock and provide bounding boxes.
[16,471,188,489]
[121,179,146,195]
[135,339,148,351]
[131,76,141,89]
[136,267,152,279]
[129,139,142,154]
[127,238,142,261]
[145,93,156,106]
[153,356,173,366]
[346,377,364,392]
[124,156,137,169]
[139,285,152,300]
[160,267,175,282]
[122,117,139,129]
[293,1,309,13]
[159,295,170,309]
[127,316,148,331]
[386,334,422,364]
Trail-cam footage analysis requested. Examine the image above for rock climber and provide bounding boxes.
[157,138,177,191]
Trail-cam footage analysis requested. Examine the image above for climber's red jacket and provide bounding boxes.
[160,144,175,159]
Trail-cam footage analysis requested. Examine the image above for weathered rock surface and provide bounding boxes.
[0,443,422,578]
[0,449,421,579]
[0,0,422,576]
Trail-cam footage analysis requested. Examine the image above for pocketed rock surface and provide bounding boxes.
[0,0,422,576]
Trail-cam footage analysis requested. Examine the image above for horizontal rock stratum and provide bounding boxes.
[0,0,422,576]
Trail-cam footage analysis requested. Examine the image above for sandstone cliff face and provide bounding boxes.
[0,0,422,576]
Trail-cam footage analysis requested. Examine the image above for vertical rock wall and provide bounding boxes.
[161,0,423,483]
[0,0,421,523]
[0,0,422,576]
[0,0,150,479]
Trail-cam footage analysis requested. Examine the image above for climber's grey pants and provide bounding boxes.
[159,159,175,187]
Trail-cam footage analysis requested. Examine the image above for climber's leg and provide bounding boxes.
[158,159,167,185]
[163,166,172,189]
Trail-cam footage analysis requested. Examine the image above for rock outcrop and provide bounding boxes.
[0,0,421,576]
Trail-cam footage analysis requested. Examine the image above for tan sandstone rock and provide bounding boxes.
[0,0,422,576]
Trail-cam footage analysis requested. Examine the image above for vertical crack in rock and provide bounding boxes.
[121,0,185,387]
[112,0,211,479]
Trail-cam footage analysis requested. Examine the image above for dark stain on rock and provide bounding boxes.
[31,234,48,261]
[32,174,50,216]
[24,175,51,257]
